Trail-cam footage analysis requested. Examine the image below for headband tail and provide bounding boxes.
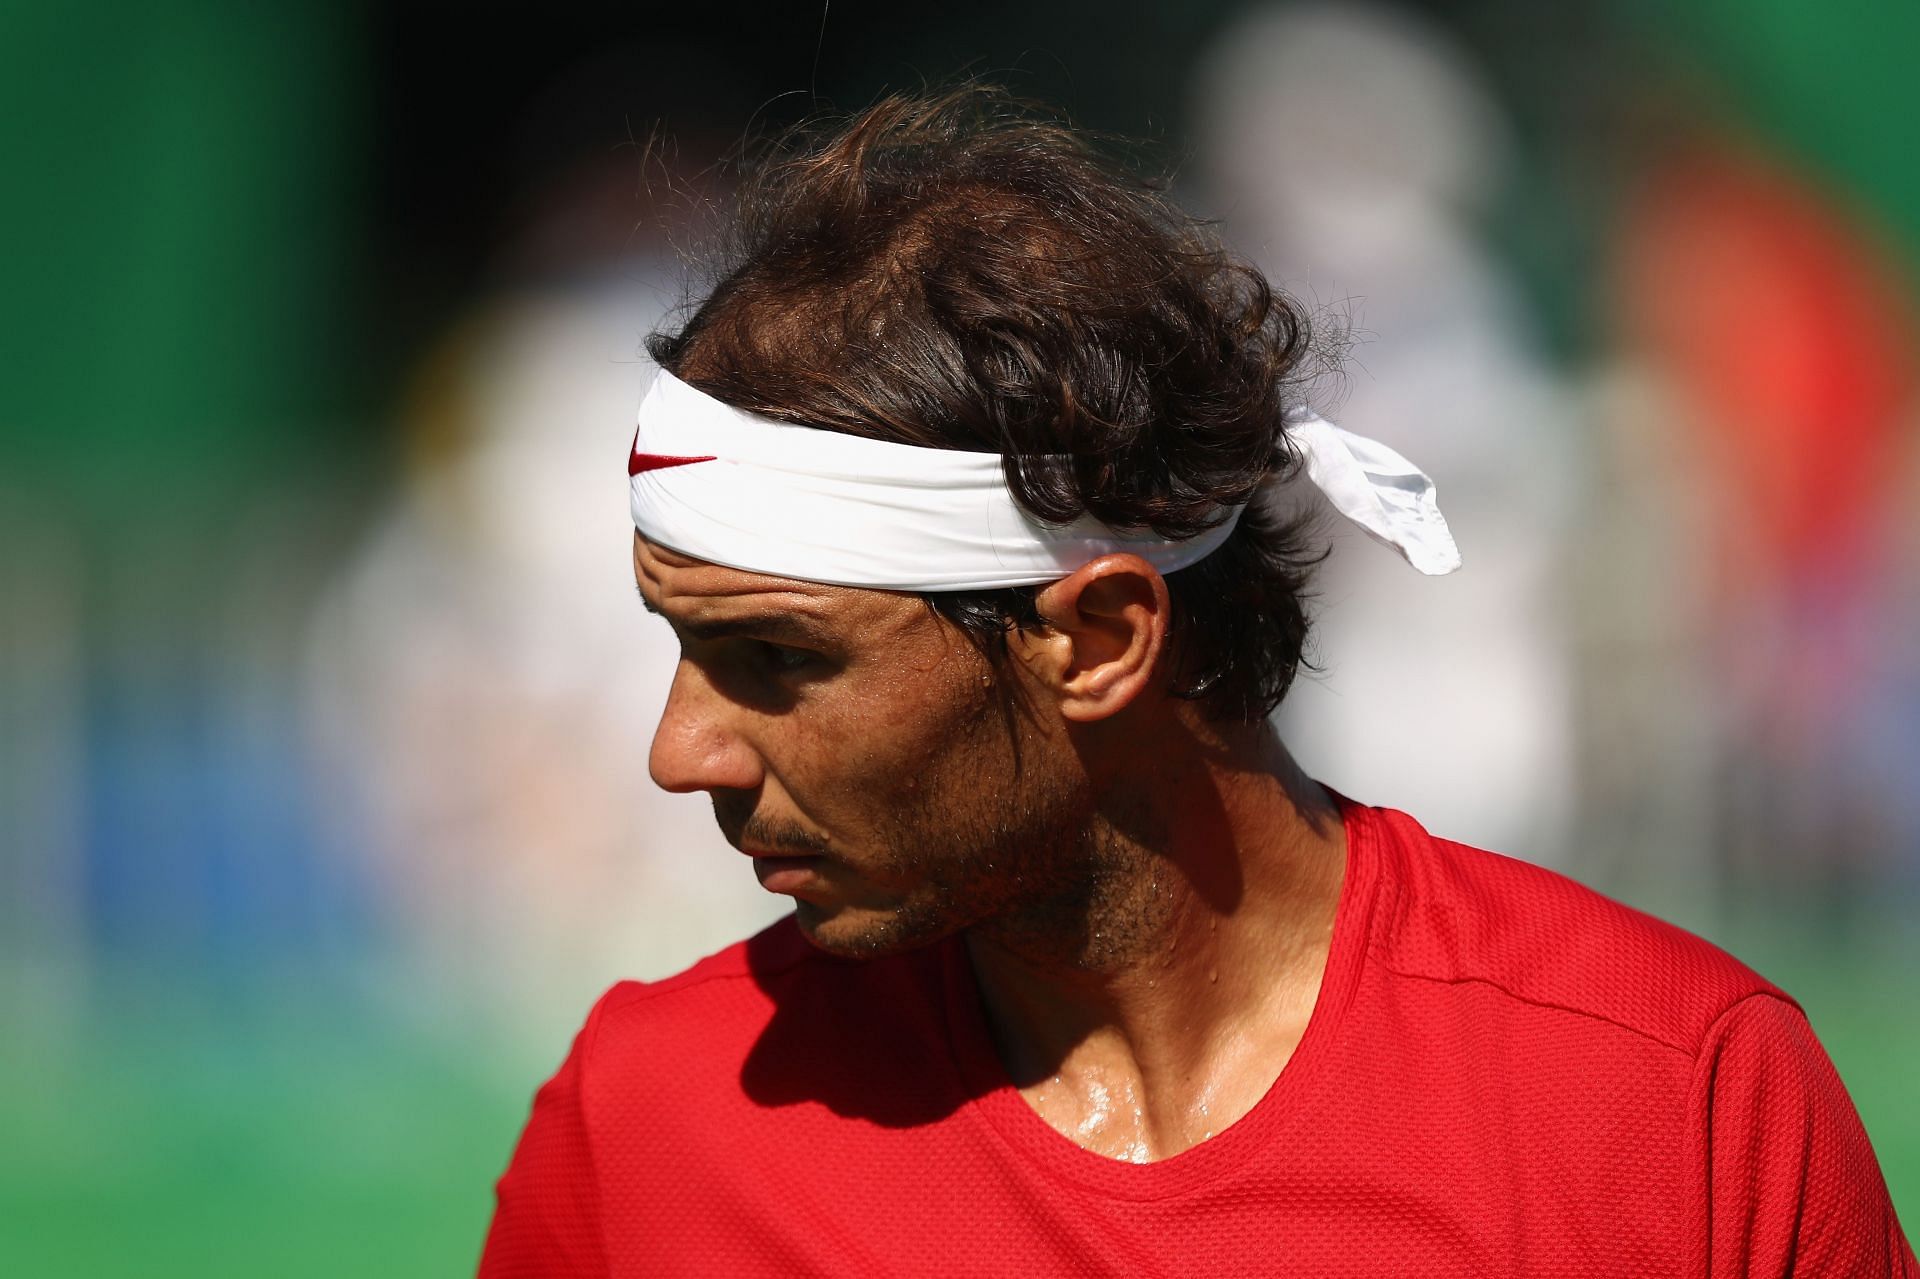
[1288,413,1463,576]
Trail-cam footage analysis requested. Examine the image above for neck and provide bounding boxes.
[963,715,1346,1162]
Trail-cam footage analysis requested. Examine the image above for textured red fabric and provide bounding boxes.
[479,799,1916,1277]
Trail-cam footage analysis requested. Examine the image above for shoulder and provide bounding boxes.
[1358,804,1790,1057]
[595,916,817,1018]
[572,917,952,1093]
[1693,984,1918,1272]
[579,918,833,1060]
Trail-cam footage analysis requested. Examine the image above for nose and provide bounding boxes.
[648,659,765,794]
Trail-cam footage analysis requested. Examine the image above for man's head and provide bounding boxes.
[649,86,1328,722]
[632,87,1328,959]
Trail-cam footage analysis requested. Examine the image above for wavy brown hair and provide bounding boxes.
[648,87,1328,722]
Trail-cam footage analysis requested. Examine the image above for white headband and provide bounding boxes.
[628,370,1460,590]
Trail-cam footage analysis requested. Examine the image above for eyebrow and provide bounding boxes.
[636,588,836,647]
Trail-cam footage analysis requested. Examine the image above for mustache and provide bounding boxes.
[714,795,832,857]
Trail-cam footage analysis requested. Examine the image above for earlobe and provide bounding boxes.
[1027,555,1170,723]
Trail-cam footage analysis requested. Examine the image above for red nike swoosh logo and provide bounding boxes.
[629,434,717,476]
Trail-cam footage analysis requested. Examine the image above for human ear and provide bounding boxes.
[1016,554,1170,722]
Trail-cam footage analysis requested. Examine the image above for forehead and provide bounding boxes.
[630,531,921,634]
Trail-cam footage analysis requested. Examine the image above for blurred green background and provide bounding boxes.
[2,1,1914,1273]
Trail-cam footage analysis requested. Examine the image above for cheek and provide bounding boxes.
[785,655,1008,813]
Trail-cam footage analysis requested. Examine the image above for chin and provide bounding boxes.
[790,898,963,960]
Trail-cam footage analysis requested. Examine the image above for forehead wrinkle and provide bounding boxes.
[636,532,827,605]
[635,533,918,636]
[633,534,968,659]
[659,572,845,622]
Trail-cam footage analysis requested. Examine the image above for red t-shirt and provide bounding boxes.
[480,800,1915,1276]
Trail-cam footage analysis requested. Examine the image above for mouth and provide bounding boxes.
[750,854,825,896]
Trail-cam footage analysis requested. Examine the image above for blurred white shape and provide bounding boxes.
[1201,0,1508,265]
[1196,1,1578,861]
[306,268,784,1038]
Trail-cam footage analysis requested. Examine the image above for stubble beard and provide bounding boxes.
[728,657,1178,968]
[803,730,1174,972]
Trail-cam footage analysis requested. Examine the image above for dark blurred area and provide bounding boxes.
[2,2,1915,1272]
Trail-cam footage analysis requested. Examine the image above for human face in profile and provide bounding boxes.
[633,532,1098,959]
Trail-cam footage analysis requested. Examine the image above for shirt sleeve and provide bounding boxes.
[1694,991,1916,1278]
[477,999,612,1279]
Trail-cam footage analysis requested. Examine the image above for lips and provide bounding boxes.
[751,854,823,896]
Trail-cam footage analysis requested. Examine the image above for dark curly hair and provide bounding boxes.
[647,87,1328,722]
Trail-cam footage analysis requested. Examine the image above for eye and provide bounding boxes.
[752,641,817,675]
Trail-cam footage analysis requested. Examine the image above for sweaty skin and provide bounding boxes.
[635,531,1346,1162]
